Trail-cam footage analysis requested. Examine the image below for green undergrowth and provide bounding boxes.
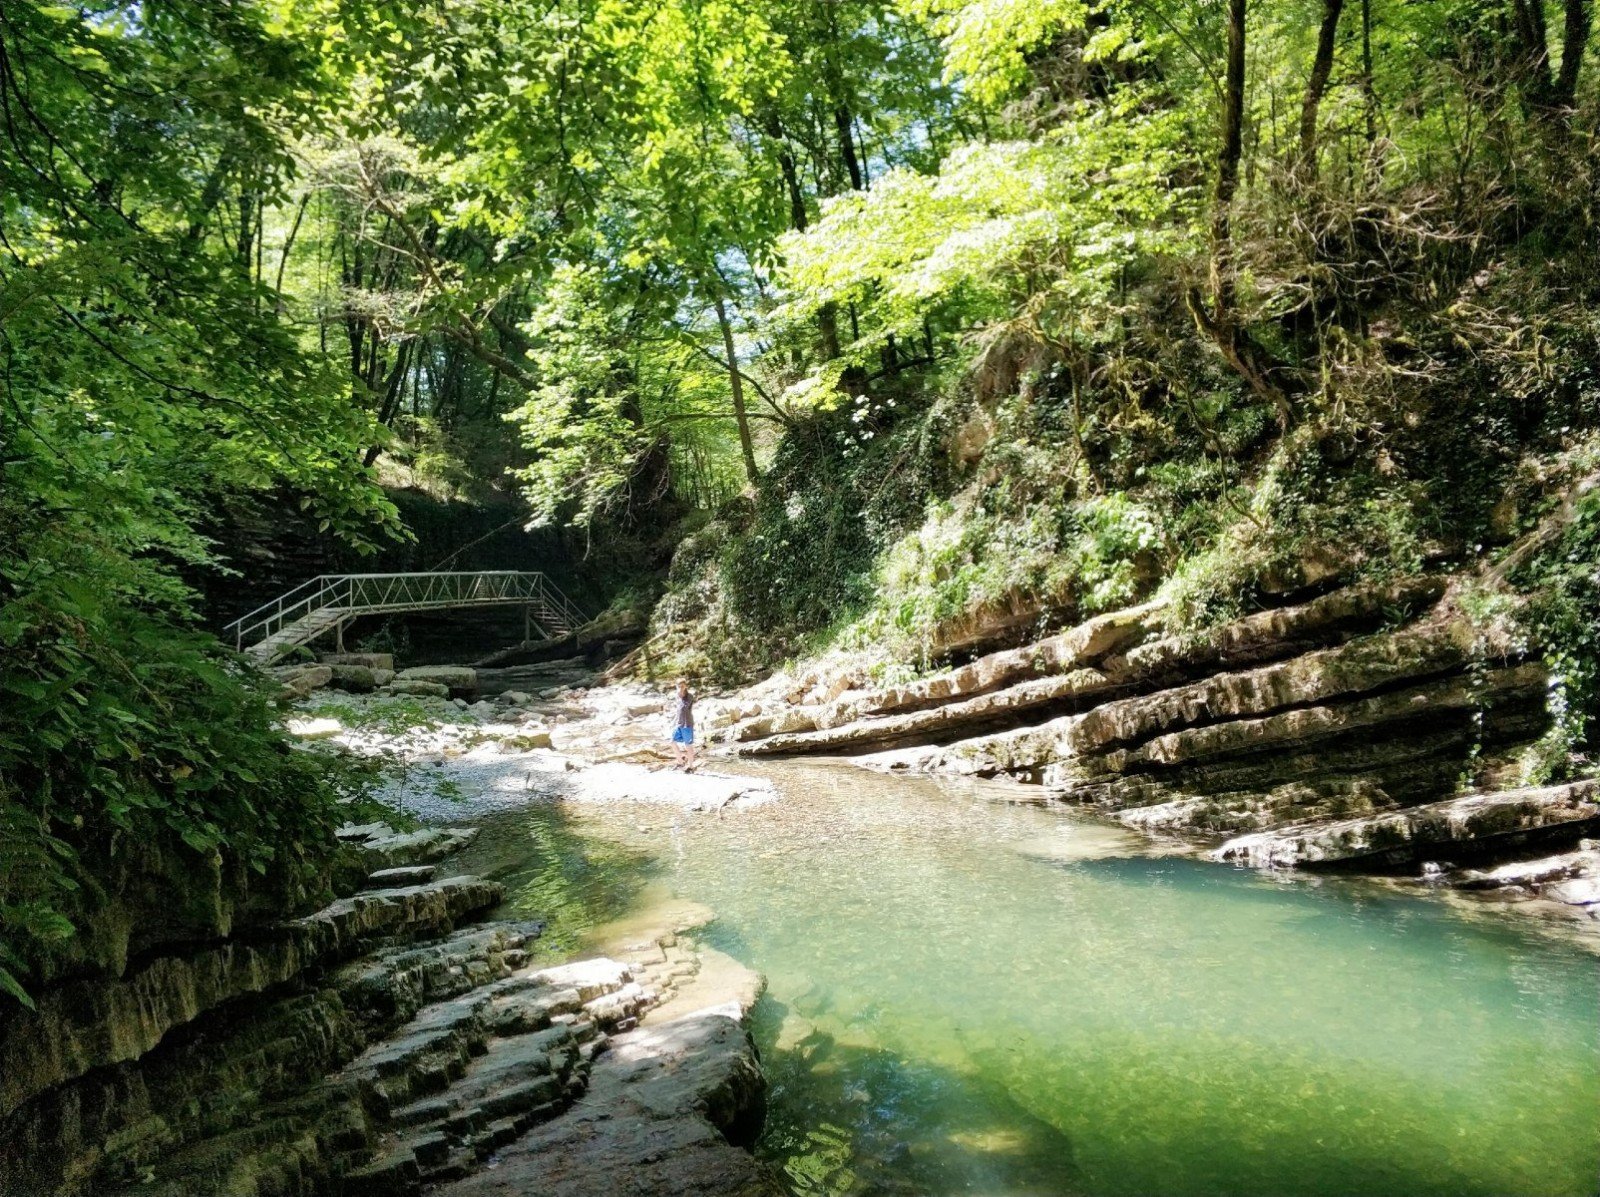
[1505,465,1600,784]
[642,249,1600,707]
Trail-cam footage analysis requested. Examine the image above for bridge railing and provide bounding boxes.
[223,571,588,653]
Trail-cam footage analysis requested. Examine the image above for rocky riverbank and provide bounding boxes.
[275,617,1600,933]
[0,690,782,1197]
[692,577,1600,929]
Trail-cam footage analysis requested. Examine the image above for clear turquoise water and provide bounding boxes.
[457,759,1600,1197]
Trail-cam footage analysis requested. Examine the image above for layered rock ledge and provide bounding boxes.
[714,578,1600,909]
[0,824,775,1197]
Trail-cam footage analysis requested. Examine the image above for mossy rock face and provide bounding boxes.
[327,664,379,693]
[17,829,326,988]
[0,873,505,1129]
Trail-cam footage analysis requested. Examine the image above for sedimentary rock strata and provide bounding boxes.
[1213,779,1600,871]
[0,825,774,1197]
[724,578,1595,889]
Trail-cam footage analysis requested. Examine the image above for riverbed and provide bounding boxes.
[436,752,1599,1197]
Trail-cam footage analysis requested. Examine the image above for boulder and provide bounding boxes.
[497,690,533,705]
[274,663,332,700]
[1546,876,1600,906]
[391,679,451,699]
[327,664,379,693]
[372,668,396,687]
[501,730,554,751]
[397,665,478,696]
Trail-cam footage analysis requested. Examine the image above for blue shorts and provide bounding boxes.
[672,726,695,745]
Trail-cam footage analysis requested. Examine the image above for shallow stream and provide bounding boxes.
[450,758,1600,1197]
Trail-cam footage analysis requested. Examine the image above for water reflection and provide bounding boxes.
[450,797,661,959]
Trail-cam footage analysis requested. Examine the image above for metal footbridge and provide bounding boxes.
[225,571,589,660]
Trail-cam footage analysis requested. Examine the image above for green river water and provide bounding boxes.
[451,759,1600,1197]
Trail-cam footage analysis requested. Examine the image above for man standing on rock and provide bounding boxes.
[670,678,697,771]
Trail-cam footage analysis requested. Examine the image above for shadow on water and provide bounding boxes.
[749,992,1085,1197]
[743,981,1595,1197]
[448,798,662,959]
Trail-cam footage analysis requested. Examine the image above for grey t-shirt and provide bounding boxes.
[675,693,695,729]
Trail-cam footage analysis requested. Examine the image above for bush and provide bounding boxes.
[0,573,373,1007]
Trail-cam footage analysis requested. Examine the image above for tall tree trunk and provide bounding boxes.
[1297,0,1344,179]
[834,107,863,191]
[184,152,234,244]
[1360,0,1378,166]
[763,113,809,232]
[236,190,255,269]
[715,296,759,488]
[818,304,841,360]
[1512,0,1554,102]
[764,111,840,360]
[1556,0,1591,111]
[1187,0,1295,426]
[1507,0,1587,122]
[364,340,415,467]
[1211,0,1246,314]
[273,191,310,314]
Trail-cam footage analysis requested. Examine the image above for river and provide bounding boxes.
[446,756,1600,1197]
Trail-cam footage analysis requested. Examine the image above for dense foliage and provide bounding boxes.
[0,3,396,1004]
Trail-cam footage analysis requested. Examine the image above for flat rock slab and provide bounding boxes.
[390,679,451,698]
[321,652,395,671]
[354,826,479,871]
[1214,778,1600,870]
[642,946,765,1026]
[566,763,777,811]
[430,1012,783,1197]
[366,864,438,888]
[1454,844,1600,890]
[397,665,478,696]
